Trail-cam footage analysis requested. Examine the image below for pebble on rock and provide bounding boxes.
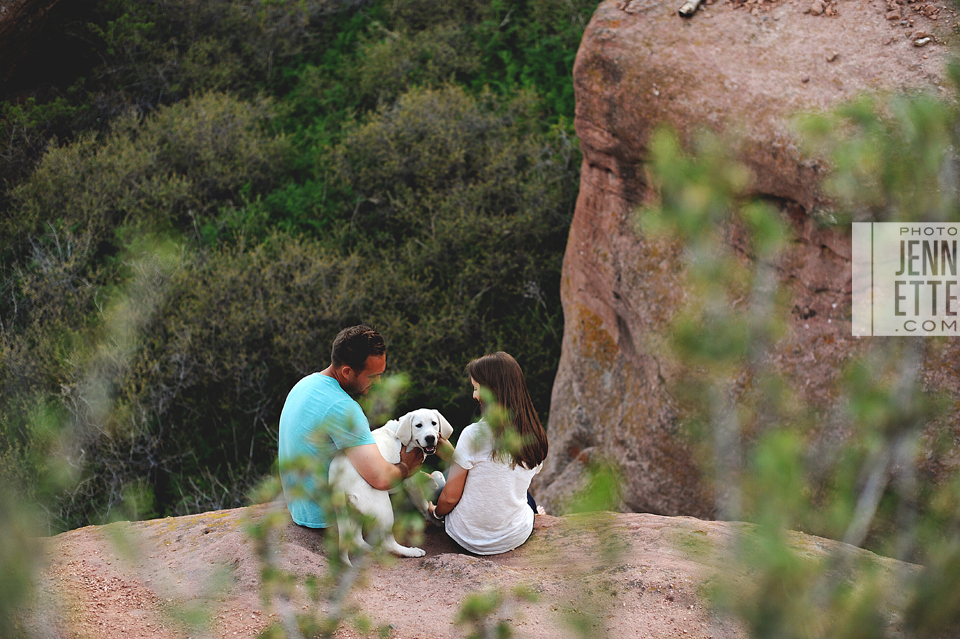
[809,0,825,14]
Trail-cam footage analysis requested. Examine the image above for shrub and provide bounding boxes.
[352,23,482,108]
[3,92,287,264]
[0,0,591,529]
[87,0,331,108]
[72,86,578,517]
[325,84,576,421]
[17,84,577,523]
[0,92,290,527]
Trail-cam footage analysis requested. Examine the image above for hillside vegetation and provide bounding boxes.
[0,0,594,530]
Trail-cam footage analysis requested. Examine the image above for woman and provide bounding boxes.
[430,352,549,555]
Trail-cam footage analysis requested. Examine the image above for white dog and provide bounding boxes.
[328,408,452,565]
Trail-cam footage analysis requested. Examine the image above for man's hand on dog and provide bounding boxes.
[399,446,425,478]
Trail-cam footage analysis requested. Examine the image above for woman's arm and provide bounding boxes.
[433,463,468,517]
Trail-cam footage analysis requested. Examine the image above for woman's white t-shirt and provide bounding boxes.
[444,421,542,555]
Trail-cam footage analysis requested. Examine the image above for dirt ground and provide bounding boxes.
[22,502,914,639]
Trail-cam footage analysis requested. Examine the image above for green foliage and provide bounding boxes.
[456,585,539,639]
[0,486,41,639]
[0,400,74,637]
[462,0,589,121]
[904,538,960,637]
[641,87,960,639]
[0,97,85,187]
[271,0,592,134]
[565,457,624,515]
[316,84,575,420]
[0,0,587,594]
[352,21,483,108]
[111,81,577,503]
[641,128,752,242]
[796,92,959,223]
[0,0,589,634]
[3,92,287,265]
[87,0,328,107]
[0,93,289,528]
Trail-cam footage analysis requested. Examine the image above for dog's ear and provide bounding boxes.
[433,409,453,440]
[395,412,415,446]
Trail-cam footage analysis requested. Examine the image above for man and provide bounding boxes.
[278,325,424,528]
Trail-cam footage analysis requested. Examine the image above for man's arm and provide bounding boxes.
[343,443,424,491]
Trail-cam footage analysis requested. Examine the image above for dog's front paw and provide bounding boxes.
[429,470,446,491]
[393,544,426,558]
[383,536,426,558]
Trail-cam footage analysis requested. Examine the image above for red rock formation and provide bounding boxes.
[534,0,955,516]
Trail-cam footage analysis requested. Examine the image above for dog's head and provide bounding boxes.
[395,408,453,455]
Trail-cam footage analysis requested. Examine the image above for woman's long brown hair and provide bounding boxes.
[466,352,548,469]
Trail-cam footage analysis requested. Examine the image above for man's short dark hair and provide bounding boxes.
[331,325,386,372]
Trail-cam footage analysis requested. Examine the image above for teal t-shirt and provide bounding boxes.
[278,373,376,528]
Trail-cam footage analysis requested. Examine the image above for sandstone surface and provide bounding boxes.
[533,0,959,517]
[27,504,915,639]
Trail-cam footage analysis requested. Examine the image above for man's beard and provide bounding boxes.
[345,380,369,397]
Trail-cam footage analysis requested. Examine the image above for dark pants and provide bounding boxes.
[526,491,538,514]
